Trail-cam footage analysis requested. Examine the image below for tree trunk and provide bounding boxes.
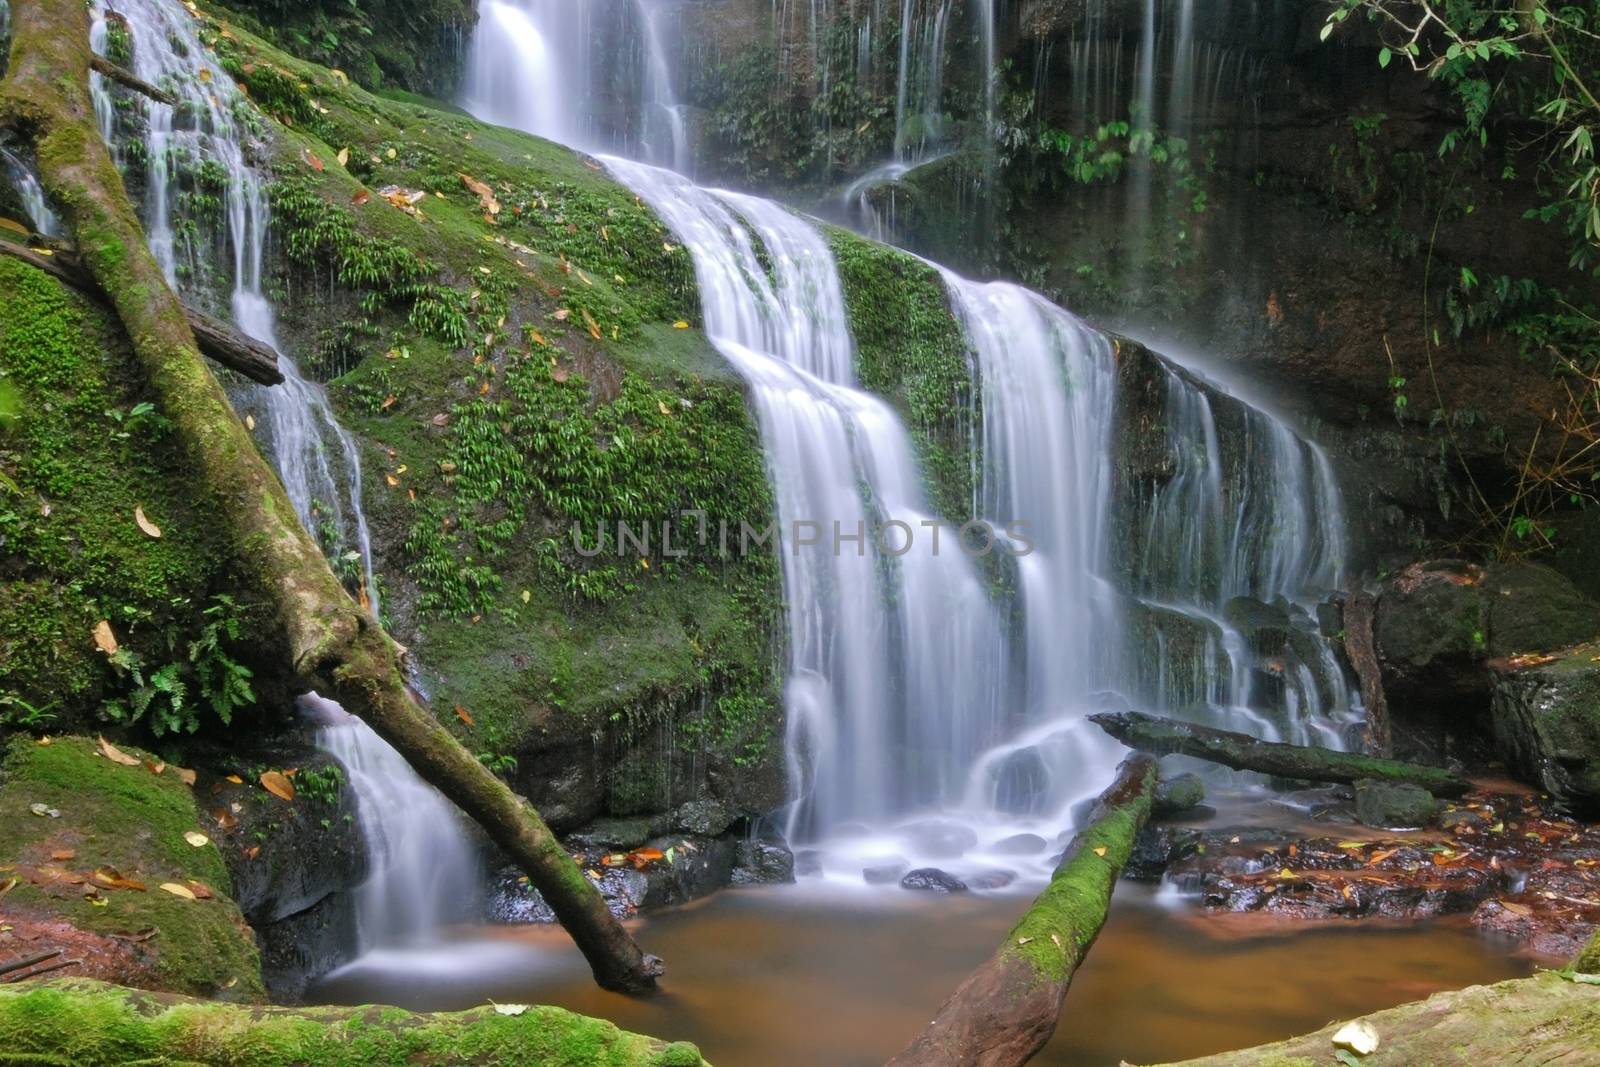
[1090,711,1470,797]
[0,242,284,384]
[0,0,660,994]
[1342,593,1392,757]
[886,755,1159,1067]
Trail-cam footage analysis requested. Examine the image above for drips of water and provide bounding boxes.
[304,695,483,950]
[90,0,379,615]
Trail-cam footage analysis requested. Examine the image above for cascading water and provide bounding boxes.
[468,0,1359,885]
[92,0,475,945]
[305,696,482,949]
[89,0,379,616]
[0,147,60,236]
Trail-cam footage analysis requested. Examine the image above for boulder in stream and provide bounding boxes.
[1490,641,1600,815]
[1353,778,1438,829]
[900,868,969,893]
[1153,772,1207,818]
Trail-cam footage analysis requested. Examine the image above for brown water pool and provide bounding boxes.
[311,883,1532,1065]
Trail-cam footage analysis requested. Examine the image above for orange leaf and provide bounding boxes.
[352,189,371,206]
[50,849,76,861]
[98,736,142,767]
[259,770,296,802]
[455,704,475,726]
[92,620,119,656]
[176,767,197,786]
[303,148,324,172]
[211,807,239,831]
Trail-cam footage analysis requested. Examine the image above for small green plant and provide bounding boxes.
[0,694,56,729]
[101,594,257,736]
[295,763,346,809]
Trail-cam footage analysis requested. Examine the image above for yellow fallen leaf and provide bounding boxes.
[244,413,255,431]
[1092,846,1107,857]
[259,770,296,802]
[134,505,162,539]
[492,1003,529,1016]
[98,736,142,767]
[337,147,350,167]
[672,320,690,329]
[386,147,397,160]
[183,831,210,848]
[29,247,53,256]
[225,773,243,785]
[92,620,119,656]
[176,767,197,786]
[197,68,212,83]
[658,400,671,416]
[159,882,196,900]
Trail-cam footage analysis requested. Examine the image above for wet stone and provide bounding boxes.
[991,833,1049,855]
[900,867,969,893]
[1354,778,1438,829]
[1153,773,1207,818]
[730,841,795,886]
[967,869,1017,890]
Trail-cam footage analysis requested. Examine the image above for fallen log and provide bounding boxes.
[886,754,1158,1067]
[1089,710,1471,797]
[1,0,659,993]
[0,978,707,1065]
[0,241,283,385]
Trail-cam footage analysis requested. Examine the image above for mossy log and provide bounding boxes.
[0,979,708,1066]
[1090,710,1472,797]
[87,55,177,106]
[886,754,1158,1067]
[0,241,284,384]
[0,0,659,993]
[1145,973,1600,1066]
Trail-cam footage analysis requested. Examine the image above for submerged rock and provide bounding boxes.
[1125,826,1204,881]
[730,840,795,885]
[990,832,1049,855]
[900,820,980,859]
[900,868,969,893]
[1353,778,1438,829]
[966,869,1017,890]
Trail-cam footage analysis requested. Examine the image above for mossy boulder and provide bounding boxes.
[0,978,708,1066]
[1353,778,1438,830]
[0,735,263,998]
[1490,641,1600,815]
[1147,973,1600,1066]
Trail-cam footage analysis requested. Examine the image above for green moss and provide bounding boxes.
[0,979,707,1065]
[1001,763,1156,984]
[0,258,265,732]
[827,227,976,523]
[0,737,263,998]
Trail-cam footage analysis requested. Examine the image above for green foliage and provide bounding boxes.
[294,762,346,808]
[101,595,258,737]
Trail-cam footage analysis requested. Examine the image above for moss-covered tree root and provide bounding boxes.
[0,0,659,993]
[1144,973,1600,1066]
[886,754,1159,1067]
[1091,710,1472,797]
[0,979,708,1066]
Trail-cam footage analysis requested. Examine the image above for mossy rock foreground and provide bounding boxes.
[0,978,708,1066]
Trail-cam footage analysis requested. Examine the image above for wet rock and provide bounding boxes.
[730,840,795,885]
[863,862,909,885]
[565,814,670,852]
[1153,773,1207,818]
[1125,825,1204,881]
[1437,808,1488,833]
[991,750,1050,815]
[1353,778,1437,829]
[991,832,1049,855]
[638,835,738,909]
[900,819,979,858]
[1224,596,1292,656]
[672,799,736,837]
[1483,562,1600,657]
[900,867,969,893]
[968,869,1017,890]
[1490,641,1600,815]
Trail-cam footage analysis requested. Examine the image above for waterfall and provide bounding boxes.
[0,147,60,237]
[893,0,952,161]
[92,0,480,944]
[89,0,379,617]
[637,0,689,174]
[467,0,1358,883]
[305,696,482,949]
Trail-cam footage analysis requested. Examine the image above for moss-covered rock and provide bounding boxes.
[1146,973,1600,1066]
[0,258,278,737]
[1490,641,1600,816]
[0,978,707,1066]
[0,735,263,998]
[171,13,787,828]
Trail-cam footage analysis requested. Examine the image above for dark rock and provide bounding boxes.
[1152,773,1207,818]
[1438,808,1487,832]
[1483,562,1600,657]
[991,749,1050,815]
[991,833,1049,855]
[564,814,670,852]
[636,835,738,910]
[967,869,1017,890]
[672,798,736,837]
[1353,778,1438,829]
[1224,596,1292,656]
[1491,642,1600,814]
[863,862,909,885]
[731,840,795,885]
[900,819,979,858]
[1125,825,1204,881]
[900,867,969,893]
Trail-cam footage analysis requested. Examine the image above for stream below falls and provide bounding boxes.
[309,884,1530,1066]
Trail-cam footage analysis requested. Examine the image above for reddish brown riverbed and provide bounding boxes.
[312,883,1531,1065]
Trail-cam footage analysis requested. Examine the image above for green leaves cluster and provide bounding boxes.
[102,595,258,737]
